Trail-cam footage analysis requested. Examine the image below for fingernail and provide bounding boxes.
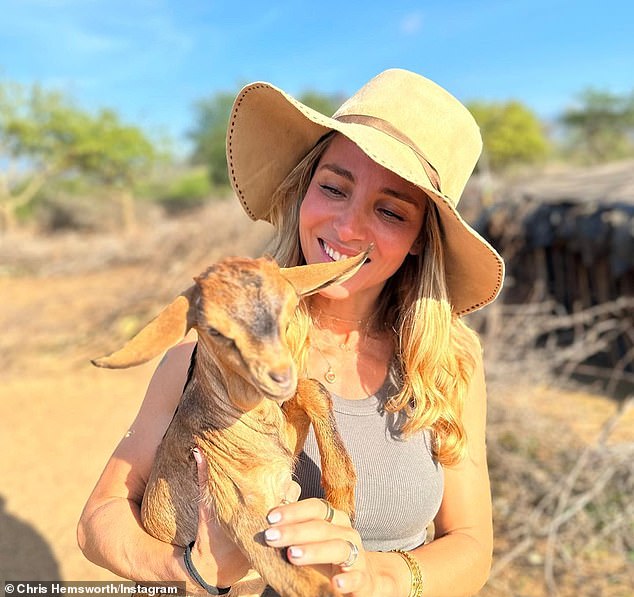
[191,448,202,464]
[288,547,303,559]
[335,577,345,589]
[267,511,282,524]
[264,528,281,542]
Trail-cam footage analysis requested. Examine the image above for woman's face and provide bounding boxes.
[299,134,427,302]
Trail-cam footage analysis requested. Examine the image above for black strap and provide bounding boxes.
[183,541,231,595]
[183,343,198,391]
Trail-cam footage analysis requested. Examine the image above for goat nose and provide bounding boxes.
[269,368,293,386]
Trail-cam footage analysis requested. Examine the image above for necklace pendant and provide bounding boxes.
[324,367,336,384]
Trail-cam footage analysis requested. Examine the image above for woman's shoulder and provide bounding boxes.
[142,336,198,412]
[160,338,197,373]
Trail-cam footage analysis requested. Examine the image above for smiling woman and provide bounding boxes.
[79,69,505,597]
[299,135,427,305]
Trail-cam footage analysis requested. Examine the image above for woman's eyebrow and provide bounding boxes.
[319,163,421,208]
[381,188,421,207]
[319,163,355,182]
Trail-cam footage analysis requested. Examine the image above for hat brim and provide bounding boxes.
[227,82,504,315]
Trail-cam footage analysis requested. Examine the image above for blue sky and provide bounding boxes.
[1,0,632,153]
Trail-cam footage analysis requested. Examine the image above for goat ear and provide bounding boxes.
[280,247,371,297]
[91,286,198,369]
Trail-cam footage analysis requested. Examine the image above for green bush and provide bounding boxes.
[147,168,214,214]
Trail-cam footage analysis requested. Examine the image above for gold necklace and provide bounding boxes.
[310,313,382,384]
[314,310,372,326]
[314,314,373,354]
[311,329,368,384]
[312,344,337,384]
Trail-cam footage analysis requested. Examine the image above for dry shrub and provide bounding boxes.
[484,387,633,596]
[0,197,273,372]
[2,196,632,595]
[474,301,634,597]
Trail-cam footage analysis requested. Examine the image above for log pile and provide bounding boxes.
[471,160,634,396]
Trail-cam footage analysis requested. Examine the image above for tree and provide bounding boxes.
[0,81,156,233]
[467,100,550,172]
[189,91,236,188]
[560,88,634,163]
[297,91,342,117]
[75,108,156,233]
[189,88,343,189]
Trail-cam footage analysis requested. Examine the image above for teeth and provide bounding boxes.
[323,241,348,262]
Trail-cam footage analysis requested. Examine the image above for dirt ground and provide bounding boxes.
[0,200,273,583]
[0,199,631,592]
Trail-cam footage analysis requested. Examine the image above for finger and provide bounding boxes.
[284,538,362,569]
[264,519,359,552]
[191,447,213,524]
[267,497,351,527]
[191,446,207,489]
[283,480,301,504]
[332,569,366,595]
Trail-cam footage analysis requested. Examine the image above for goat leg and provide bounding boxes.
[290,379,356,522]
[281,391,311,457]
[219,495,342,597]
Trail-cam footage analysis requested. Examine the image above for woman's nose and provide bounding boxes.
[333,201,367,241]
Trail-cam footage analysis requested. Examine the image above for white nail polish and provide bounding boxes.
[264,528,281,542]
[288,547,303,559]
[267,511,282,524]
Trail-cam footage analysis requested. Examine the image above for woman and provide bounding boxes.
[78,69,504,597]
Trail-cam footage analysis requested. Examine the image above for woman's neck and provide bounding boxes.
[305,293,394,399]
[308,294,380,334]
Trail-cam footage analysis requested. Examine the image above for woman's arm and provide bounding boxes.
[398,348,493,596]
[365,348,492,597]
[77,341,250,592]
[262,350,492,597]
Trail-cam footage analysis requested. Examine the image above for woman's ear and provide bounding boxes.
[410,197,433,256]
[409,237,422,256]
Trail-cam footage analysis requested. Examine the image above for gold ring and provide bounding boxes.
[338,540,359,568]
[320,498,335,523]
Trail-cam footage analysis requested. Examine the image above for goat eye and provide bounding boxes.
[207,327,237,350]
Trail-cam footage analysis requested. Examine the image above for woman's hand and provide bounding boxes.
[188,449,304,590]
[188,447,250,588]
[263,498,385,596]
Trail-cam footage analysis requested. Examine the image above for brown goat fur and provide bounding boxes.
[92,253,368,597]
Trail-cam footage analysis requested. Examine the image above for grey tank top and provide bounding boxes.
[294,376,444,552]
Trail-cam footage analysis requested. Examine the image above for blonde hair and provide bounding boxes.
[267,132,480,466]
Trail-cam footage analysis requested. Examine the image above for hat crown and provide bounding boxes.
[227,69,504,315]
[333,69,482,204]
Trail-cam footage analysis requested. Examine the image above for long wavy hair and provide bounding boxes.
[267,132,480,466]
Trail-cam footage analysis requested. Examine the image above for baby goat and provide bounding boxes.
[92,252,368,597]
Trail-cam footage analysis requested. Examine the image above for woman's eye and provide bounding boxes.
[320,184,344,197]
[379,208,405,221]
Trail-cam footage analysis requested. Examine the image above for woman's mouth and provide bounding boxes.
[319,239,371,263]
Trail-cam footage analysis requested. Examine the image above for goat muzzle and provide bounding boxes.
[259,366,298,402]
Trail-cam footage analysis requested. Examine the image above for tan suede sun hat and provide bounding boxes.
[226,68,504,315]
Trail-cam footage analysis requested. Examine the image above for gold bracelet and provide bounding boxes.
[391,549,424,597]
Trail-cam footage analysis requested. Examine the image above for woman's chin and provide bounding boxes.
[317,284,351,300]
